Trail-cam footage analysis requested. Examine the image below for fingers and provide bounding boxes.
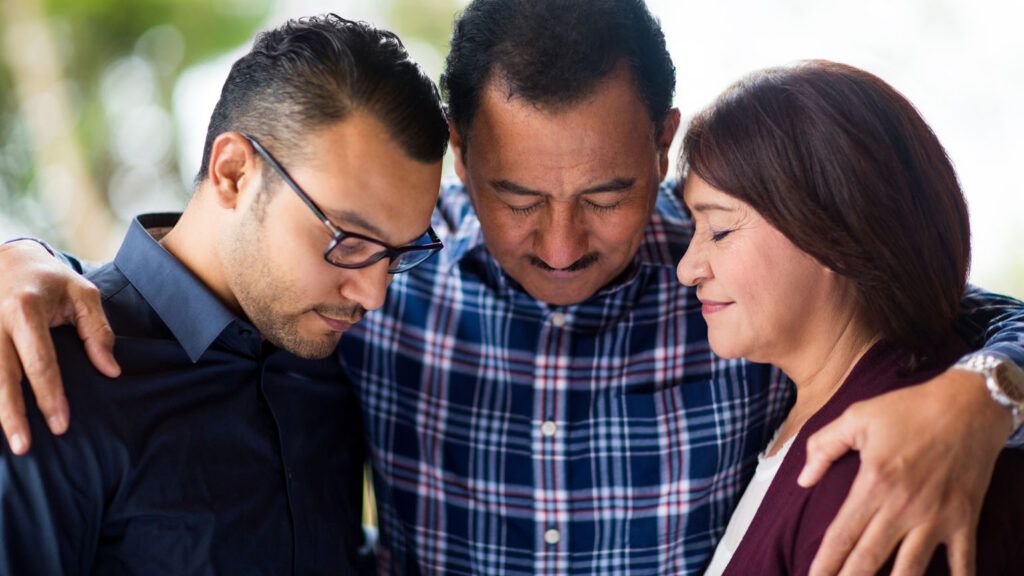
[800,410,863,487]
[889,527,941,576]
[72,283,119,378]
[9,291,69,436]
[945,525,977,576]
[835,507,904,576]
[809,474,881,576]
[0,335,30,454]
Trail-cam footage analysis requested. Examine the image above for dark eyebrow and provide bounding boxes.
[326,208,387,239]
[490,180,544,196]
[490,177,637,197]
[579,177,636,195]
[326,208,427,246]
[690,202,736,213]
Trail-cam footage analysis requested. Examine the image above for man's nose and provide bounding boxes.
[338,258,391,312]
[533,203,588,270]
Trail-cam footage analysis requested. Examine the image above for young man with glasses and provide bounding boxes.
[243,134,443,277]
[0,14,447,574]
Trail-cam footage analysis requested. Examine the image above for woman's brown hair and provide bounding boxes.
[683,60,970,362]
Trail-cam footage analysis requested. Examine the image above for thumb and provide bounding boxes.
[799,410,862,487]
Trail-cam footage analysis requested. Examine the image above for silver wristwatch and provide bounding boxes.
[953,354,1024,433]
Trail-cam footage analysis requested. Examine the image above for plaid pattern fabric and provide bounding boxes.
[339,181,1024,575]
[341,182,791,575]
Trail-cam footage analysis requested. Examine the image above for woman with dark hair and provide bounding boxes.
[679,61,1024,575]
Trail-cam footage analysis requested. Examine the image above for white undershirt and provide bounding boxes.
[703,433,796,576]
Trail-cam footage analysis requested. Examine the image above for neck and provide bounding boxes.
[767,311,879,455]
[159,188,242,315]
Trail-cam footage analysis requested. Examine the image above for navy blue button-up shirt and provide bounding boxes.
[0,214,367,574]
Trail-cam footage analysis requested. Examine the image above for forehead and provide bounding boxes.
[682,174,749,214]
[683,173,724,203]
[291,115,441,242]
[466,69,659,186]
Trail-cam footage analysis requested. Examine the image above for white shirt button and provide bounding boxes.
[541,420,557,437]
[550,312,567,327]
[544,528,561,545]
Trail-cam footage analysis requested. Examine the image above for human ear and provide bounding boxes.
[207,132,259,211]
[449,121,469,186]
[657,108,682,181]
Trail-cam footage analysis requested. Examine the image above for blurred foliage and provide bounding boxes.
[0,48,32,207]
[387,0,462,55]
[43,0,272,197]
[45,0,270,63]
[0,0,271,238]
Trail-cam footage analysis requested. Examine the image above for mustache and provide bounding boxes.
[313,304,366,324]
[529,252,600,272]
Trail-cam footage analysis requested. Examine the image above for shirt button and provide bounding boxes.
[541,420,557,437]
[544,528,561,545]
[550,312,567,327]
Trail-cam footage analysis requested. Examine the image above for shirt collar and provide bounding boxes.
[114,213,237,362]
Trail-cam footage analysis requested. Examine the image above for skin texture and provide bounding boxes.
[452,66,679,306]
[0,68,1015,576]
[678,175,855,365]
[162,115,440,360]
[678,175,877,454]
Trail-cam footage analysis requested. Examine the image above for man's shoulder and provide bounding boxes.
[87,261,131,303]
[6,325,132,483]
[50,325,131,422]
[85,262,173,342]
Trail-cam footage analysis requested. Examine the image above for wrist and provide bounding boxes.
[1,237,58,258]
[953,353,1024,437]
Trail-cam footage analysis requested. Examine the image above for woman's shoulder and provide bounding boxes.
[976,449,1024,573]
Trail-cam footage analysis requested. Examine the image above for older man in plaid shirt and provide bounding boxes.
[338,1,1024,575]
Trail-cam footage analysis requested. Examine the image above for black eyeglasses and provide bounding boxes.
[243,134,442,274]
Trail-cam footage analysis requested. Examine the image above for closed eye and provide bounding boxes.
[585,200,621,213]
[711,229,733,242]
[508,203,541,215]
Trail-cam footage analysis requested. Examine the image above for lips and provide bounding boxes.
[699,299,733,315]
[315,311,354,333]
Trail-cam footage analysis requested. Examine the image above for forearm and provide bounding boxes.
[957,284,1024,363]
[956,284,1024,445]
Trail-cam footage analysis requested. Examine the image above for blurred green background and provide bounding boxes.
[1,0,1022,297]
[0,0,462,260]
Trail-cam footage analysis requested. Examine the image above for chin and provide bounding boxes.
[523,284,595,306]
[267,329,342,360]
[518,273,606,306]
[708,332,746,360]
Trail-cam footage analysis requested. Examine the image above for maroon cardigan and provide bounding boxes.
[721,337,1024,575]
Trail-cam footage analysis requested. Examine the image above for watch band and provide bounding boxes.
[954,354,1024,433]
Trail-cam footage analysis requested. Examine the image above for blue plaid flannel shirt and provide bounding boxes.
[339,180,1024,575]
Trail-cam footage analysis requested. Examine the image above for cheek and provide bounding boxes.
[259,224,337,300]
[478,210,533,253]
[743,256,825,338]
[587,204,651,249]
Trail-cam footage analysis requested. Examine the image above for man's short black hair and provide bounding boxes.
[196,14,448,184]
[441,0,675,151]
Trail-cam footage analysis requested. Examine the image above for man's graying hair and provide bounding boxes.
[441,0,675,153]
[196,14,448,185]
